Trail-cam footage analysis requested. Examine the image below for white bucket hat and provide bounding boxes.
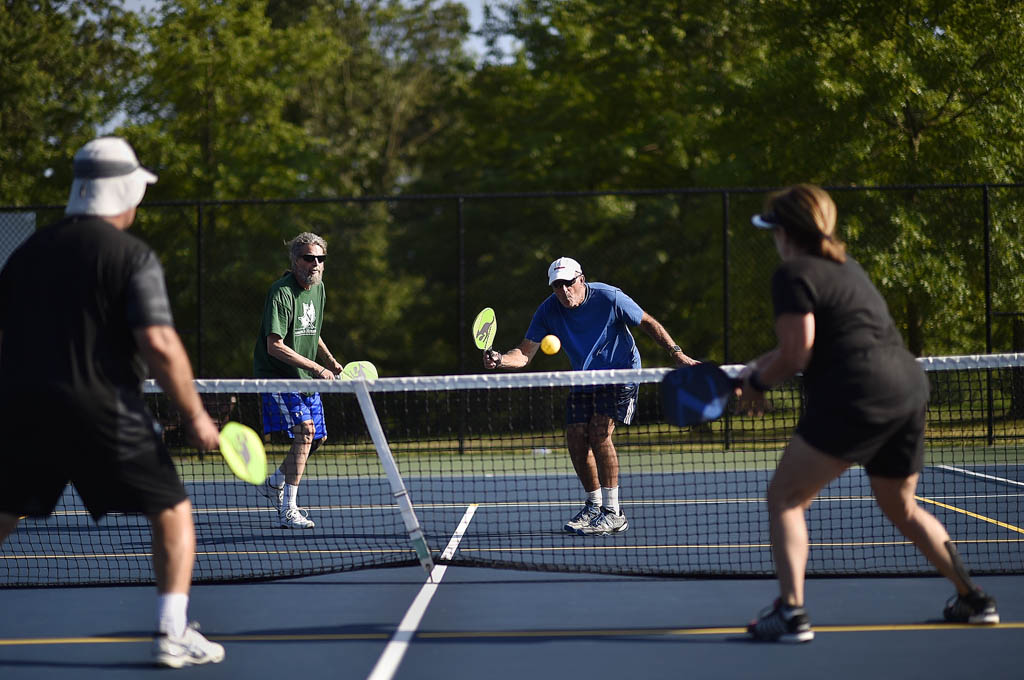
[65,137,158,216]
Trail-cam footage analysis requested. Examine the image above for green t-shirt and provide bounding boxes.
[253,272,326,378]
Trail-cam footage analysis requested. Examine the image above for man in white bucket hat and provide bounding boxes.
[0,137,226,667]
[65,136,160,217]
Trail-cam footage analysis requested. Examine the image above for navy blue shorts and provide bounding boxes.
[260,392,327,439]
[566,384,638,425]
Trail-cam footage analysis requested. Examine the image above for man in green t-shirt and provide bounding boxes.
[254,232,344,529]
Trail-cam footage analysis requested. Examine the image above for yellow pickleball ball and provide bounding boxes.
[540,334,561,355]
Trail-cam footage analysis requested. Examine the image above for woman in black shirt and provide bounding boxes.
[737,184,998,642]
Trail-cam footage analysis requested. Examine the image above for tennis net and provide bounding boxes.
[2,354,1022,586]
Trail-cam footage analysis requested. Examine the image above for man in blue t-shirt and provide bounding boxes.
[484,257,697,535]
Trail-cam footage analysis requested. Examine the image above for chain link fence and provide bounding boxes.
[4,184,1023,378]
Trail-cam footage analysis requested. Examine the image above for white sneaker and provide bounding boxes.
[563,501,602,533]
[258,479,284,511]
[152,622,225,668]
[576,507,628,535]
[280,506,315,529]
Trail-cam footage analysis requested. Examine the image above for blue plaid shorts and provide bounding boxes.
[260,392,327,440]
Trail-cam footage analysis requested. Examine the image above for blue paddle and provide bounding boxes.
[660,362,738,427]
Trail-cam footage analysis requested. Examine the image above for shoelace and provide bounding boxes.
[572,505,599,522]
[283,508,310,521]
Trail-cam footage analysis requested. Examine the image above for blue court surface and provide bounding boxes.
[3,459,1023,678]
[4,462,1022,584]
[1,568,1022,679]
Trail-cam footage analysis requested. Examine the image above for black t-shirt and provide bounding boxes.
[0,215,174,407]
[771,255,928,419]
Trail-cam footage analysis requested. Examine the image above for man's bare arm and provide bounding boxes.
[638,312,698,366]
[267,334,335,379]
[484,338,540,369]
[316,337,344,375]
[135,325,219,450]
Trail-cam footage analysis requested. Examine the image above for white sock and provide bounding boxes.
[157,593,189,637]
[586,489,602,507]
[268,468,285,488]
[284,483,299,509]
[602,486,619,514]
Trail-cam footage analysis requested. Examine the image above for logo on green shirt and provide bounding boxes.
[297,301,317,335]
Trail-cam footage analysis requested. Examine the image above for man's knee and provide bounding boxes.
[765,476,816,514]
[292,421,316,443]
[587,416,615,447]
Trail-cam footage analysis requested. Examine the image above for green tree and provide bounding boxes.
[0,0,143,205]
[427,0,751,193]
[114,0,475,376]
[714,1,1024,356]
[411,1,759,365]
[124,0,331,200]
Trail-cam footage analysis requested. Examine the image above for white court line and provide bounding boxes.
[936,464,1024,487]
[365,504,478,680]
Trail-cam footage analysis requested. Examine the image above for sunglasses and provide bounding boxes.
[552,276,578,288]
[301,254,327,263]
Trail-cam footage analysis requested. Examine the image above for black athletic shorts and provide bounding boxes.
[796,402,927,478]
[0,390,188,520]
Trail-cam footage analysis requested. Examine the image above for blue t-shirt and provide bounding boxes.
[525,282,645,371]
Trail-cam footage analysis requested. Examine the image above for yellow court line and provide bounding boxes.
[0,636,152,646]
[0,633,390,646]
[916,496,1024,535]
[2,623,1022,647]
[420,622,1024,638]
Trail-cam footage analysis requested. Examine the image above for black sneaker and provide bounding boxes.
[943,588,999,624]
[747,599,814,642]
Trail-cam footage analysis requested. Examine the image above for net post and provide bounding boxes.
[352,381,435,577]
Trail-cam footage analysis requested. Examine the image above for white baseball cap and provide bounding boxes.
[66,136,158,217]
[751,212,781,229]
[547,257,583,285]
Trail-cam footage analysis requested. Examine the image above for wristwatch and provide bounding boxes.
[669,345,682,354]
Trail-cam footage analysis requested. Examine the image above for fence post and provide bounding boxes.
[984,185,992,354]
[457,196,466,456]
[722,190,731,364]
[458,196,466,373]
[196,202,204,376]
[722,190,732,450]
[983,186,994,444]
